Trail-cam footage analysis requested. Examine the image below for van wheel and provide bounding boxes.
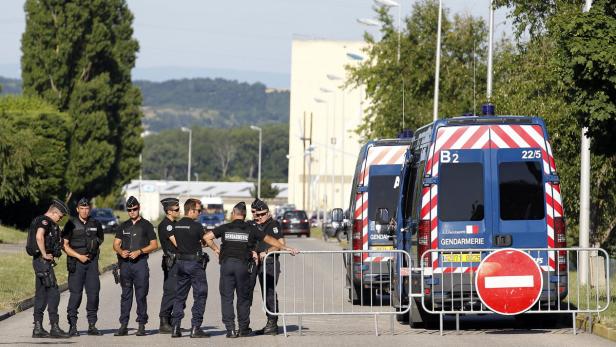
[353,285,374,305]
[335,229,345,243]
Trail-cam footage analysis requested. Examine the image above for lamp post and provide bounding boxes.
[250,125,262,199]
[180,127,192,182]
[433,0,443,121]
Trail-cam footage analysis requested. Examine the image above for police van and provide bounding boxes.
[387,114,566,326]
[343,137,411,303]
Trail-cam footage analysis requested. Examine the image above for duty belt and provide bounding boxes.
[176,253,203,261]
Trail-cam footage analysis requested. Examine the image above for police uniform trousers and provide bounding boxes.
[67,255,100,325]
[250,257,280,318]
[171,259,208,327]
[219,258,251,331]
[119,256,150,325]
[32,257,60,324]
[159,257,177,320]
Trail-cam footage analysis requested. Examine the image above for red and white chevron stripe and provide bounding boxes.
[421,124,562,273]
[354,144,407,262]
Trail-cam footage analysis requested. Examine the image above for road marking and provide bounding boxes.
[485,275,534,289]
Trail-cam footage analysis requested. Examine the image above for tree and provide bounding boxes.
[21,0,143,202]
[250,179,280,199]
[214,135,237,178]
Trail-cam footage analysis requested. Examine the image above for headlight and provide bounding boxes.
[108,220,117,226]
[202,223,207,227]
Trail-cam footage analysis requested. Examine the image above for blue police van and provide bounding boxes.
[385,114,567,327]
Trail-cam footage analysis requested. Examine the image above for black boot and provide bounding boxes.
[225,329,238,338]
[171,325,182,338]
[68,324,79,336]
[49,322,70,338]
[88,323,102,336]
[238,327,253,337]
[32,321,50,338]
[159,317,172,334]
[135,324,146,336]
[190,326,209,338]
[255,317,278,336]
[114,323,128,336]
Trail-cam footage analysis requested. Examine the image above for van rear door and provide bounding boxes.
[367,164,401,249]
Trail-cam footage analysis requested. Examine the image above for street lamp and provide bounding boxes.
[356,18,381,27]
[180,127,192,182]
[433,0,443,121]
[250,125,262,199]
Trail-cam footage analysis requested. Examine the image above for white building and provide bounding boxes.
[288,39,368,214]
[123,180,288,221]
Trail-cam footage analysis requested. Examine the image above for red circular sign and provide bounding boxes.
[475,249,543,315]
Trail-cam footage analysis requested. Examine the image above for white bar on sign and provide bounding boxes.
[485,275,534,289]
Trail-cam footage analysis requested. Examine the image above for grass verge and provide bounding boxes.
[0,225,27,244]
[568,269,616,328]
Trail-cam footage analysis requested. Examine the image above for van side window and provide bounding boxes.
[499,161,545,220]
[439,163,484,221]
[407,160,425,219]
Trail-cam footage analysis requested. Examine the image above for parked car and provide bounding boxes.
[90,208,119,232]
[310,211,324,228]
[322,209,349,242]
[280,210,310,237]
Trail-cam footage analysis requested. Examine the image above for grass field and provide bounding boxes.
[0,225,27,244]
[568,269,616,328]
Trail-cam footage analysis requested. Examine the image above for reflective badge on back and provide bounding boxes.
[273,227,279,234]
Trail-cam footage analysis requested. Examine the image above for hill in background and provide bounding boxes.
[0,76,290,131]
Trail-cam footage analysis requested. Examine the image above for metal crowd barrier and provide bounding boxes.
[262,250,412,336]
[417,247,611,335]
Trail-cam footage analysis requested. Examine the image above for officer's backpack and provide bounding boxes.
[25,216,42,256]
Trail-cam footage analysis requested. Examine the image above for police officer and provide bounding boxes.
[113,196,159,336]
[204,201,298,338]
[169,198,210,338]
[62,197,104,336]
[249,198,286,335]
[157,197,180,334]
[29,199,70,338]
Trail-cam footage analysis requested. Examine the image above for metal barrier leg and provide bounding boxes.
[572,313,577,335]
[455,313,460,333]
[282,315,288,337]
[374,314,379,336]
[439,313,444,336]
[589,314,593,333]
[390,314,394,335]
[299,316,303,336]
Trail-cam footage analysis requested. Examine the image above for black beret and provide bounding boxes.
[251,198,268,211]
[160,197,179,210]
[51,199,69,215]
[126,196,139,209]
[77,197,90,207]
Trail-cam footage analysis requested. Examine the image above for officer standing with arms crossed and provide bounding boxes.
[27,199,70,338]
[113,196,158,336]
[62,198,104,336]
[204,201,299,338]
[157,197,180,333]
[248,198,286,335]
[169,198,210,338]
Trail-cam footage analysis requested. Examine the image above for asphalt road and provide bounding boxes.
[0,236,612,346]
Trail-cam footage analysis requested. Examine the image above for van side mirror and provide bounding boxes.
[375,208,390,225]
[331,208,344,222]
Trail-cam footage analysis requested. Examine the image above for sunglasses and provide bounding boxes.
[254,211,268,217]
[127,207,139,212]
[170,208,180,212]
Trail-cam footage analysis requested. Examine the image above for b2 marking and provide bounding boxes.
[522,150,541,159]
[440,150,459,163]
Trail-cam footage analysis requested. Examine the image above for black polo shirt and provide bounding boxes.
[213,219,265,262]
[171,217,204,255]
[255,218,283,253]
[114,217,157,251]
[157,217,177,255]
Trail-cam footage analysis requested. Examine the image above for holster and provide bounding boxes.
[162,253,176,272]
[112,263,121,285]
[247,259,256,274]
[67,256,77,273]
[36,271,56,288]
[201,253,210,271]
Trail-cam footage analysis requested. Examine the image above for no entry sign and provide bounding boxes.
[475,249,543,315]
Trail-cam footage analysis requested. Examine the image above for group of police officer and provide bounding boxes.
[27,195,298,339]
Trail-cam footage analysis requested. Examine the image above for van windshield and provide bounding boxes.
[368,175,401,221]
[439,163,484,221]
[499,161,544,220]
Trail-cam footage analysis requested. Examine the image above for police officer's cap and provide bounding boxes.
[251,198,268,211]
[234,201,247,214]
[126,196,140,209]
[51,199,69,215]
[77,197,90,207]
[160,197,179,210]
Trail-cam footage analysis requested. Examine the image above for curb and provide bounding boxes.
[576,315,616,342]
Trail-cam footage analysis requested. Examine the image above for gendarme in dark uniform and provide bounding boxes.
[62,197,104,336]
[249,198,284,335]
[113,196,158,337]
[27,199,70,338]
[157,197,180,334]
[208,202,258,338]
[170,198,209,338]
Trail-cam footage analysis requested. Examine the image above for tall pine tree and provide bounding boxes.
[21,0,143,201]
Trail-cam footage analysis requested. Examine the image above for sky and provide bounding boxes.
[0,0,510,88]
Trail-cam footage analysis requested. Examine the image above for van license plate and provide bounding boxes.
[371,246,393,251]
[442,253,481,263]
